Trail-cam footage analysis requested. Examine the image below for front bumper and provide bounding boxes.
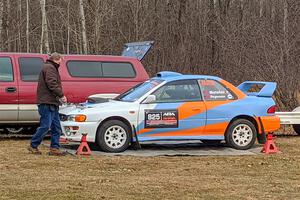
[60,121,99,142]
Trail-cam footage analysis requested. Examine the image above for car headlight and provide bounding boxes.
[67,114,87,122]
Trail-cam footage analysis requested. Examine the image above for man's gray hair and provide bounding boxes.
[49,52,62,61]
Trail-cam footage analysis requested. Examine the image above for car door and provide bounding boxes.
[0,56,19,121]
[137,79,207,140]
[198,79,236,136]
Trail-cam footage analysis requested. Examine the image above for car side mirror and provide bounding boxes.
[143,95,156,104]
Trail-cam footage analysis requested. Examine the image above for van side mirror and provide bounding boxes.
[143,95,156,104]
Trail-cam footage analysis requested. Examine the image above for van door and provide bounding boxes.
[0,56,18,122]
[17,56,45,122]
[121,41,154,61]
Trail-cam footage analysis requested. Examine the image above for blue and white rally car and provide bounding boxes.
[60,71,280,152]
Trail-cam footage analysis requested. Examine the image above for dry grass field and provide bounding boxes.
[0,137,299,200]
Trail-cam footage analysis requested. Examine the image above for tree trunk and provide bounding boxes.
[259,0,264,18]
[18,0,22,52]
[0,0,3,51]
[67,0,70,54]
[283,0,289,63]
[40,0,50,54]
[283,0,288,36]
[6,0,10,51]
[79,0,87,54]
[271,1,275,26]
[26,0,29,52]
[94,1,100,54]
[239,0,244,24]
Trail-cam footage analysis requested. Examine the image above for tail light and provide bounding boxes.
[267,105,276,114]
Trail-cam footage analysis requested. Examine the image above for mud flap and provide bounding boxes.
[131,125,141,150]
[257,117,267,144]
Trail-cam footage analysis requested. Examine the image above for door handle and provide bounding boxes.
[192,107,202,111]
[6,87,17,93]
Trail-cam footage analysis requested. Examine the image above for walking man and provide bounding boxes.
[28,52,67,156]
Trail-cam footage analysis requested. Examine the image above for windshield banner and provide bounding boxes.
[144,109,178,128]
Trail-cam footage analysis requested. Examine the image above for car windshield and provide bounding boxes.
[115,79,164,102]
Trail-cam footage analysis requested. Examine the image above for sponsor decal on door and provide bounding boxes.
[145,109,178,128]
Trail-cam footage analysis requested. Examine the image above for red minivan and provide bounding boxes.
[0,41,152,133]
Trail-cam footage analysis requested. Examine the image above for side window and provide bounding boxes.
[19,57,44,81]
[152,80,202,103]
[67,61,102,77]
[0,57,13,82]
[102,62,136,78]
[199,79,235,101]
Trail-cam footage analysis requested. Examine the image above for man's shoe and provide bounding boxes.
[27,146,42,155]
[48,148,67,156]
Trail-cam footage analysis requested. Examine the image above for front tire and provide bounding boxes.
[96,120,131,153]
[225,119,257,150]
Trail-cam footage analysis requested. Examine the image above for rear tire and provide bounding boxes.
[292,124,300,135]
[96,120,131,153]
[225,119,257,150]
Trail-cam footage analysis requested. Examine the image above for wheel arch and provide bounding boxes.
[225,115,259,135]
[95,116,133,142]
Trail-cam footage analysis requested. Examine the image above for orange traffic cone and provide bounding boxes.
[261,133,280,154]
[76,133,91,155]
[59,137,69,144]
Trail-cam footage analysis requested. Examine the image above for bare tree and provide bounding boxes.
[0,0,298,109]
[40,0,50,53]
[66,0,71,54]
[0,0,3,51]
[259,0,264,18]
[26,0,30,52]
[79,0,87,54]
[6,0,10,51]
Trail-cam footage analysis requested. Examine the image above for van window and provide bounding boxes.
[67,61,102,77]
[19,57,44,81]
[102,62,136,78]
[0,57,13,82]
[67,61,136,78]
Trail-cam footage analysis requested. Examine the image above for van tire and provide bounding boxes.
[96,120,131,153]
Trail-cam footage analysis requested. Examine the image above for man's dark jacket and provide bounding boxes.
[37,59,64,106]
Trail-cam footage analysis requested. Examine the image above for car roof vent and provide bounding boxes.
[156,71,182,77]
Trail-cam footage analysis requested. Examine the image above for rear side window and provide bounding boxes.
[19,57,44,81]
[199,79,235,101]
[67,61,102,77]
[67,61,135,78]
[102,62,135,78]
[0,57,13,82]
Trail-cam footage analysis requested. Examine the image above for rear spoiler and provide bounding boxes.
[237,81,277,97]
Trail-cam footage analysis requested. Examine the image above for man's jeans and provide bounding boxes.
[31,104,61,149]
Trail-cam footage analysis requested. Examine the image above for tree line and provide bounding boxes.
[0,0,299,110]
